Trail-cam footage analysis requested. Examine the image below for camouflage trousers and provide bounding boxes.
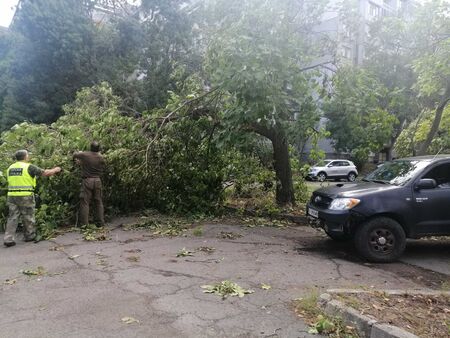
[4,195,36,244]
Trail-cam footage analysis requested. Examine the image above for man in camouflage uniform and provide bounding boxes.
[3,150,61,247]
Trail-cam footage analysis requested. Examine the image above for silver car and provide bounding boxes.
[307,159,358,182]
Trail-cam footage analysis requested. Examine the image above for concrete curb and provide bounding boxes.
[223,206,308,224]
[318,290,427,338]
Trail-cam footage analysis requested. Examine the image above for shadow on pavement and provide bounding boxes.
[294,234,450,288]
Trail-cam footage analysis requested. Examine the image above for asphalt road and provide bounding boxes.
[1,220,448,338]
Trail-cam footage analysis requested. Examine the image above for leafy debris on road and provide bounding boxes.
[261,283,272,290]
[4,279,17,285]
[218,231,242,240]
[49,246,64,251]
[201,280,254,299]
[126,256,140,262]
[68,254,81,260]
[21,266,46,276]
[242,217,289,228]
[81,225,110,241]
[49,271,66,276]
[121,316,139,324]
[176,248,195,257]
[96,259,108,267]
[196,246,216,254]
[124,215,191,237]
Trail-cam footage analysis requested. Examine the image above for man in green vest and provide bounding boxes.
[3,149,61,247]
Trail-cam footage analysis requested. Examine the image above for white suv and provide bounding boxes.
[307,160,358,182]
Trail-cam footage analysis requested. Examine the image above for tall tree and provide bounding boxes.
[202,0,330,206]
[0,0,95,128]
[364,16,421,159]
[411,0,450,155]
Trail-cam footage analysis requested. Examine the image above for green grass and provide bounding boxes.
[294,289,360,338]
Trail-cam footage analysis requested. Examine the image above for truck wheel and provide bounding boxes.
[317,172,327,182]
[347,172,357,182]
[325,230,351,242]
[354,217,406,263]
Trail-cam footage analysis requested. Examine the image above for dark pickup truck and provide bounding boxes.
[306,155,450,262]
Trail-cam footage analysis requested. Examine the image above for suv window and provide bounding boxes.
[339,161,350,166]
[422,163,450,188]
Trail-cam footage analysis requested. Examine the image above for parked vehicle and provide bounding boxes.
[306,155,450,262]
[307,159,358,182]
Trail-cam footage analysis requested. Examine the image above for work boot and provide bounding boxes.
[4,241,16,248]
[24,235,36,242]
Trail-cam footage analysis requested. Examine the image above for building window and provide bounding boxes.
[369,2,381,18]
[342,46,352,59]
[342,23,351,38]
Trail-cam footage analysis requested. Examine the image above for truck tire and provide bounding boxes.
[354,217,406,263]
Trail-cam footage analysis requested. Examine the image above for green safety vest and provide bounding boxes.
[7,161,36,197]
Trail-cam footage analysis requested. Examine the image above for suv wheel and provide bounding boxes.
[317,172,327,182]
[354,217,406,263]
[347,172,357,182]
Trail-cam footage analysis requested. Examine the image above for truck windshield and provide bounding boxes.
[364,160,430,185]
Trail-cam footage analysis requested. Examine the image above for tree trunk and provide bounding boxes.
[385,147,393,161]
[418,86,450,155]
[272,130,296,206]
[250,123,296,206]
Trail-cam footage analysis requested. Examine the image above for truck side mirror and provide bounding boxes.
[415,178,437,190]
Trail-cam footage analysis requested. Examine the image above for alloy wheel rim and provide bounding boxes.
[369,228,395,255]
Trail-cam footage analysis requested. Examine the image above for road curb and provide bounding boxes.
[318,291,422,338]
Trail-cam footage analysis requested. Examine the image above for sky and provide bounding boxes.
[0,0,144,28]
[0,0,430,28]
[0,0,19,27]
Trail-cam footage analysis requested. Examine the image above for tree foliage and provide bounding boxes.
[0,83,226,234]
[201,0,329,205]
[324,67,397,165]
[0,0,195,130]
[0,0,95,127]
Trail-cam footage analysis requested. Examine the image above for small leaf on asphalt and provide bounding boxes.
[176,248,194,257]
[121,317,139,324]
[261,283,272,290]
[4,279,17,285]
[308,327,319,334]
[21,266,46,276]
[201,280,254,299]
[126,256,140,262]
[196,246,215,253]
